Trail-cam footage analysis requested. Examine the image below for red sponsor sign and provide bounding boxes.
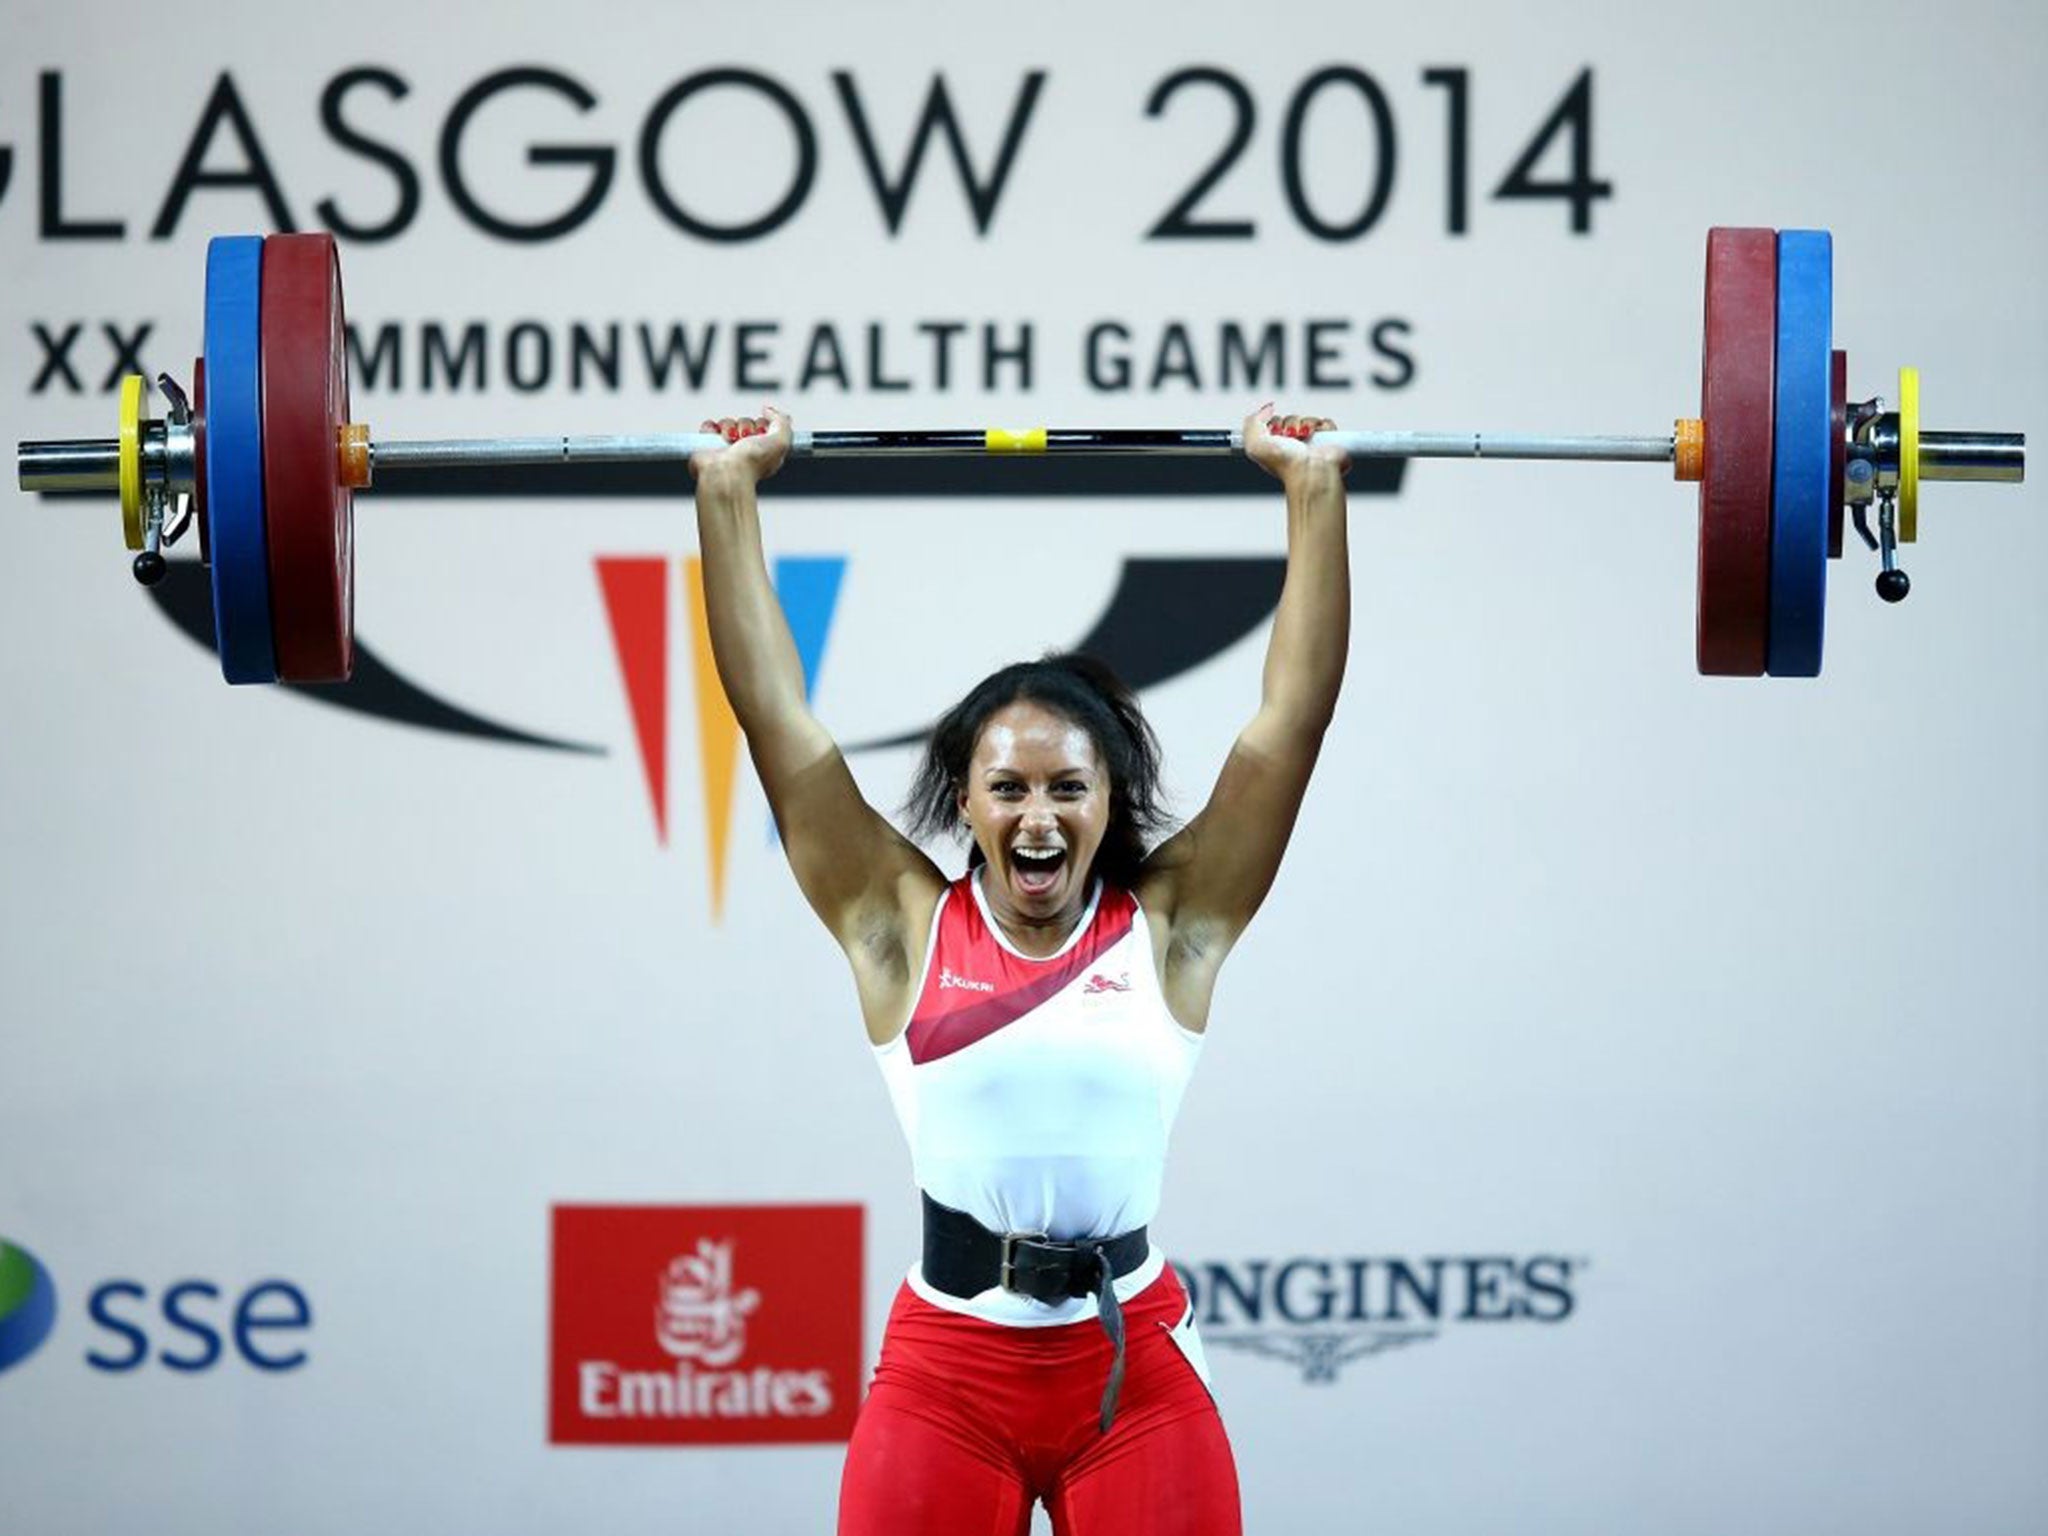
[550,1204,863,1445]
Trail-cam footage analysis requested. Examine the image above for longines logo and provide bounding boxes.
[1174,1252,1584,1383]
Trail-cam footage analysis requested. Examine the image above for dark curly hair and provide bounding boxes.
[903,653,1172,887]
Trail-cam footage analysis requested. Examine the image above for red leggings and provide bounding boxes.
[837,1267,1241,1535]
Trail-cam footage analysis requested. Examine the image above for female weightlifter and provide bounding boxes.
[690,403,1349,1536]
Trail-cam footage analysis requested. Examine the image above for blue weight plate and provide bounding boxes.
[204,236,277,684]
[1767,229,1831,677]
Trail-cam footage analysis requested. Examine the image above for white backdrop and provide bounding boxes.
[1,1,2043,1531]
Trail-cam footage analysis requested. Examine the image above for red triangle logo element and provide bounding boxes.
[596,557,669,844]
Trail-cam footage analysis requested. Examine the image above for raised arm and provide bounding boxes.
[692,410,944,1039]
[1137,405,1351,1030]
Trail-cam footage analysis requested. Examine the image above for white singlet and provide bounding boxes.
[873,868,1205,1326]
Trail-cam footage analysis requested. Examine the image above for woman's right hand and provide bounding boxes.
[690,406,794,484]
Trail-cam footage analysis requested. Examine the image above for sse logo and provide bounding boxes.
[0,1238,312,1377]
[85,1276,313,1373]
[0,1241,59,1374]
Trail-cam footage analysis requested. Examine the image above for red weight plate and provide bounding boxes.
[259,233,355,682]
[1696,227,1777,676]
[1828,349,1846,559]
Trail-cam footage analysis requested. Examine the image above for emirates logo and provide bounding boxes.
[550,1204,863,1445]
[654,1241,760,1368]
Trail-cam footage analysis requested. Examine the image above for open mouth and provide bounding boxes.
[1011,845,1067,896]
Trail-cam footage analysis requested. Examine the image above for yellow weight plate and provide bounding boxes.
[117,374,147,550]
[1898,366,1919,543]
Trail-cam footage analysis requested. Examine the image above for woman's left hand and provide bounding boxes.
[1242,403,1349,484]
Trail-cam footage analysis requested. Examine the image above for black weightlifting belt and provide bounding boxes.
[919,1191,1150,1434]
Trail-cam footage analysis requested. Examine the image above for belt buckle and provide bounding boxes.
[999,1230,1048,1295]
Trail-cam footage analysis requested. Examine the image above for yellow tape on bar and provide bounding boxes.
[1898,367,1919,543]
[117,374,147,551]
[985,427,1048,454]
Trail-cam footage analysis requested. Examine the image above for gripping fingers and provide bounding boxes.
[690,407,793,482]
[1244,406,1345,477]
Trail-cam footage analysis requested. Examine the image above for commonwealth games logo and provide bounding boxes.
[597,554,846,918]
[142,532,1290,926]
[0,1240,58,1375]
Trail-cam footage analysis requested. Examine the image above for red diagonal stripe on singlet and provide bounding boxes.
[907,900,1135,1065]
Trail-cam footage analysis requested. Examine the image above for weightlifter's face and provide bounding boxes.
[958,702,1111,937]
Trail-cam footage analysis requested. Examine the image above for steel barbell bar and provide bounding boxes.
[14,426,1693,485]
[27,423,2026,481]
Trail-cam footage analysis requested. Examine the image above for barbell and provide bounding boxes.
[15,228,2025,685]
